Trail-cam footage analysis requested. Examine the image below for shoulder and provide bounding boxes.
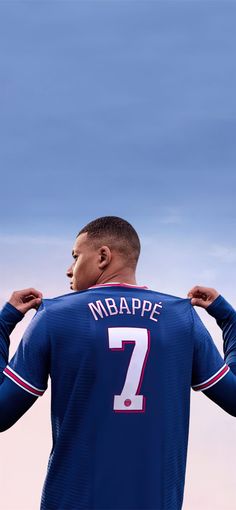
[36,289,94,314]
[147,288,192,308]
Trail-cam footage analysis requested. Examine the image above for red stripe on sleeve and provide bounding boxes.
[193,365,229,392]
[3,367,45,396]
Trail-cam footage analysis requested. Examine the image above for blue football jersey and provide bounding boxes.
[3,283,229,510]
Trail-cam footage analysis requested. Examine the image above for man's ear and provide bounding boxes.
[98,246,112,268]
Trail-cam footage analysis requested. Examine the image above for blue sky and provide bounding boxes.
[1,1,236,237]
[1,3,236,508]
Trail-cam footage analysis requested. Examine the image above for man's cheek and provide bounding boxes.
[74,262,82,279]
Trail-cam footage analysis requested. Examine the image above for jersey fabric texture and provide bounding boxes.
[1,284,230,510]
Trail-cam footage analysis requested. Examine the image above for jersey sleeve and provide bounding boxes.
[2,301,50,397]
[191,305,229,392]
[207,295,236,365]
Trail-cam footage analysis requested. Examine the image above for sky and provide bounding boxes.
[0,1,236,508]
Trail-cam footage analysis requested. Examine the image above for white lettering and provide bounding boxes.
[119,297,131,314]
[88,297,163,322]
[150,302,162,322]
[105,298,118,315]
[132,298,141,315]
[88,300,109,321]
[141,300,152,317]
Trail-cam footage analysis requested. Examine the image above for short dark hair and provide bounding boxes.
[77,216,141,267]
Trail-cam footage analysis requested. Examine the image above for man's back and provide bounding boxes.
[3,283,228,509]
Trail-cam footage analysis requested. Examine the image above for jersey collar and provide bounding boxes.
[88,282,149,289]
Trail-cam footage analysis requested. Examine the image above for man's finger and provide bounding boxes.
[188,286,211,297]
[191,298,206,306]
[15,288,43,298]
[191,297,212,309]
[21,297,42,312]
[189,288,204,296]
[22,294,41,303]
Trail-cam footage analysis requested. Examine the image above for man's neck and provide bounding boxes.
[96,272,137,286]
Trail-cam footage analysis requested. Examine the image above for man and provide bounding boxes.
[0,216,236,510]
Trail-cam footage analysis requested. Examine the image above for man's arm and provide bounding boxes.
[207,295,236,370]
[189,286,236,415]
[188,286,236,373]
[0,289,45,432]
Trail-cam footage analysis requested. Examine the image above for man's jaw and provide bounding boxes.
[70,281,79,292]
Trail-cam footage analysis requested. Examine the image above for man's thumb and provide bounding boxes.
[33,297,43,308]
[24,297,42,311]
[191,297,206,307]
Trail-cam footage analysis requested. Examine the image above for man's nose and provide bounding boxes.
[66,266,73,278]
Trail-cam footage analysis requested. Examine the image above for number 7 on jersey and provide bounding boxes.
[108,327,151,413]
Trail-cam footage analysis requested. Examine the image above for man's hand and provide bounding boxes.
[8,288,43,315]
[187,286,220,308]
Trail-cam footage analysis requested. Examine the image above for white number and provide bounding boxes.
[108,327,150,412]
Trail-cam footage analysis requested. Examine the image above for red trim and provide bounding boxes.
[89,283,148,289]
[194,365,229,391]
[3,367,44,396]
